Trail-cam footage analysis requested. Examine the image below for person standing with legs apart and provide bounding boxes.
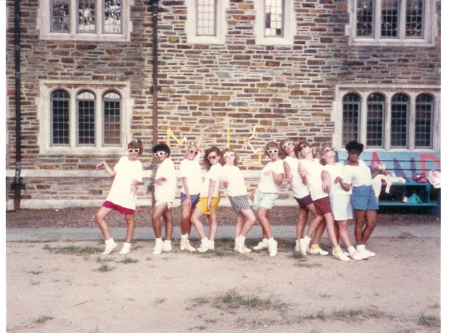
[179,126,211,252]
[343,140,389,258]
[320,146,363,261]
[95,139,143,255]
[152,143,177,255]
[280,139,327,255]
[251,141,284,257]
[298,142,349,261]
[220,148,256,254]
[190,147,223,253]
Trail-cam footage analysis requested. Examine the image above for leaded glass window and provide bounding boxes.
[104,0,122,34]
[103,92,121,146]
[78,0,96,33]
[51,0,70,32]
[406,0,423,38]
[415,94,433,148]
[381,0,399,38]
[197,0,216,36]
[51,90,70,145]
[342,94,361,146]
[391,94,409,147]
[265,0,283,37]
[356,0,373,37]
[366,93,385,147]
[77,91,96,145]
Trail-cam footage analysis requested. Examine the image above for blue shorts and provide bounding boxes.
[351,185,379,210]
[252,189,279,211]
[180,192,200,209]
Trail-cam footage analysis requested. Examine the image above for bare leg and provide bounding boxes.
[354,209,366,245]
[180,204,192,236]
[207,210,218,241]
[162,208,173,241]
[95,206,114,240]
[323,213,339,248]
[361,209,377,244]
[124,213,135,243]
[296,207,309,240]
[336,220,353,249]
[152,203,168,239]
[190,207,207,239]
[239,209,256,237]
[235,213,244,238]
[306,214,324,239]
[257,207,273,239]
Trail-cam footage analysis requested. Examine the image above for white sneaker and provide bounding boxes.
[180,237,187,251]
[197,238,210,253]
[243,246,252,253]
[162,240,172,252]
[332,250,350,262]
[253,239,268,250]
[349,251,363,261]
[295,240,301,252]
[299,238,309,256]
[308,247,329,256]
[119,243,131,255]
[364,248,376,257]
[184,240,197,252]
[267,238,278,257]
[356,248,369,260]
[209,240,215,250]
[102,239,117,255]
[234,237,245,254]
[152,238,164,255]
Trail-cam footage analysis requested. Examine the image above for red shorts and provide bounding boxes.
[313,196,332,216]
[102,201,135,215]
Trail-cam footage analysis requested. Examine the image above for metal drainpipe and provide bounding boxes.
[150,0,161,208]
[13,0,24,211]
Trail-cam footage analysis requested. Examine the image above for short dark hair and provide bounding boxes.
[345,140,364,153]
[152,143,171,156]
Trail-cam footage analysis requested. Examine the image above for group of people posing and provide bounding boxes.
[95,127,390,261]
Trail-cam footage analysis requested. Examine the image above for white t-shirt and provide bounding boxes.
[106,156,143,210]
[257,159,285,193]
[283,156,309,199]
[179,155,202,195]
[343,159,372,187]
[221,165,248,197]
[200,163,222,197]
[300,158,327,201]
[155,158,177,203]
[323,163,352,196]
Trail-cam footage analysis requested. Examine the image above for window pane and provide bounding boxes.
[77,91,95,145]
[406,0,423,38]
[264,0,283,37]
[51,0,70,32]
[196,0,216,36]
[342,94,360,146]
[391,94,409,147]
[366,93,385,148]
[51,90,70,145]
[104,0,122,34]
[381,0,399,38]
[78,0,96,33]
[103,92,121,146]
[415,94,433,148]
[356,0,373,37]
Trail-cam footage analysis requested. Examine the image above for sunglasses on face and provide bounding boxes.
[128,149,139,153]
[224,153,234,158]
[299,144,309,150]
[208,155,219,160]
[154,151,166,157]
[267,149,278,154]
[282,142,293,149]
[349,151,361,156]
[189,149,199,155]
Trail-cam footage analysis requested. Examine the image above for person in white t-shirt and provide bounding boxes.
[191,146,223,253]
[151,143,177,255]
[95,139,143,256]
[220,148,256,254]
[179,126,211,252]
[251,141,284,257]
[298,142,349,261]
[280,139,327,255]
[320,146,363,261]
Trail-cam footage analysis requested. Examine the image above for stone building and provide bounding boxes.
[6,0,441,210]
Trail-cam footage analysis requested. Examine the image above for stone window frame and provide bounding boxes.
[37,0,134,42]
[346,0,437,47]
[332,84,440,152]
[37,80,134,155]
[185,0,229,44]
[254,0,295,46]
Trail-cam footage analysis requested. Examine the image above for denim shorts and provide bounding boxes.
[252,189,279,211]
[180,192,200,209]
[351,185,379,210]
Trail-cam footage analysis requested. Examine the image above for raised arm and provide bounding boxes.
[195,126,212,150]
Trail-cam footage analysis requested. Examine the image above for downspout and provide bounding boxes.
[150,0,161,207]
[13,0,24,211]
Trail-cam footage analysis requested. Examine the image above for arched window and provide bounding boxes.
[415,94,434,148]
[77,91,96,146]
[103,91,121,146]
[366,93,385,148]
[391,94,409,148]
[51,90,70,145]
[342,93,360,146]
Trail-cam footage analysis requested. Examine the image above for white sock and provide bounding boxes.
[348,246,356,254]
[164,240,171,244]
[357,244,366,250]
[105,238,115,245]
[181,234,189,240]
[303,236,311,246]
[119,242,131,255]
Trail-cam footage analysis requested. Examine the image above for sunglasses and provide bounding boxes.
[349,151,361,156]
[189,149,199,155]
[267,149,278,154]
[208,155,219,160]
[128,148,139,153]
[282,142,293,149]
[299,144,309,150]
[154,151,166,157]
[224,153,234,158]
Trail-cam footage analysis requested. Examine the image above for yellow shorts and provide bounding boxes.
[196,194,221,215]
